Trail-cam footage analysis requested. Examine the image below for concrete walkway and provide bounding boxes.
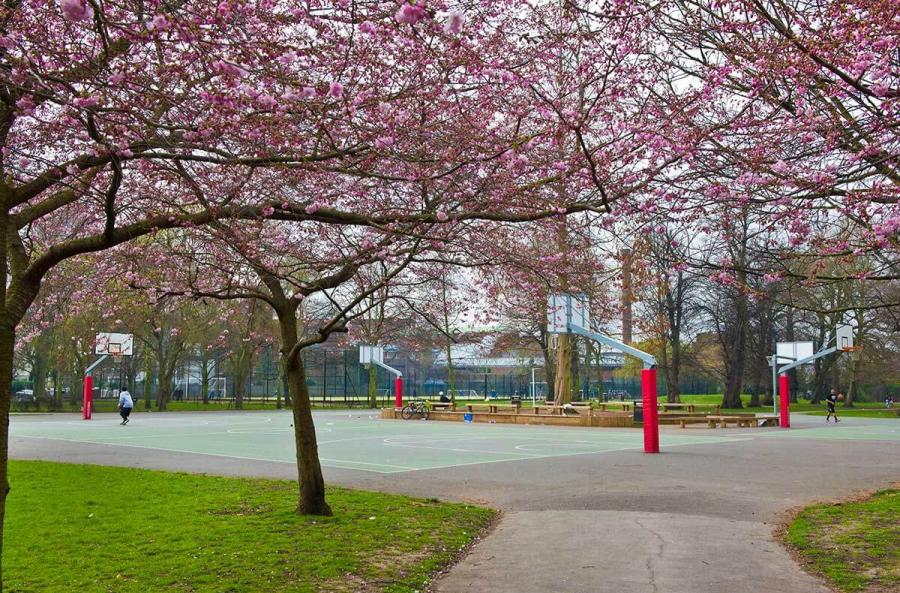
[11,412,900,593]
[436,511,830,593]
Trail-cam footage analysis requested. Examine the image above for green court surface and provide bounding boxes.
[10,411,898,474]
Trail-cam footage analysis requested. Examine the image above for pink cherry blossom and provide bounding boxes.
[59,0,93,21]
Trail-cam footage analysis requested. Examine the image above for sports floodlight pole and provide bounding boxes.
[82,355,109,420]
[569,325,659,453]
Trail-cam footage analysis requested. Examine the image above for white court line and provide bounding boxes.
[382,439,546,459]
[13,435,295,467]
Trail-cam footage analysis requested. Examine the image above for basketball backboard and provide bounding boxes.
[359,345,383,365]
[95,332,134,356]
[547,294,590,334]
[776,341,814,363]
[835,324,854,351]
[547,294,568,334]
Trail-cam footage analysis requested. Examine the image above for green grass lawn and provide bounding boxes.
[786,489,899,592]
[4,461,495,593]
[673,394,898,417]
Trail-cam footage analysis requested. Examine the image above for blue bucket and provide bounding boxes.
[463,413,473,423]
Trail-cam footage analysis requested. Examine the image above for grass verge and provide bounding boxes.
[5,461,495,593]
[785,488,899,592]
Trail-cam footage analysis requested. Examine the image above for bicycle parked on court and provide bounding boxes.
[401,399,429,420]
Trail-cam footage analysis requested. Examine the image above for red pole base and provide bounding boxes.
[641,368,659,453]
[394,376,403,410]
[778,374,790,428]
[82,375,93,420]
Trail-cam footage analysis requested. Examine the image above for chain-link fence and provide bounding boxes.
[25,343,879,412]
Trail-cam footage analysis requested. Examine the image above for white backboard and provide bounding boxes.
[571,294,590,330]
[835,324,854,350]
[359,345,383,365]
[547,294,568,334]
[547,294,589,334]
[776,341,814,364]
[95,332,134,356]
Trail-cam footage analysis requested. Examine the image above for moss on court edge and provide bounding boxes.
[5,461,495,593]
[786,488,899,592]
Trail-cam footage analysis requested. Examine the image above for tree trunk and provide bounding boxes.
[31,335,50,403]
[748,379,761,407]
[539,328,556,401]
[595,346,605,401]
[0,321,16,593]
[368,364,377,407]
[583,342,592,400]
[143,354,154,410]
[446,340,456,402]
[553,333,573,405]
[279,314,331,516]
[156,357,174,411]
[200,350,211,405]
[53,369,62,409]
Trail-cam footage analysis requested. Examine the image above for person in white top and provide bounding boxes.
[118,387,134,426]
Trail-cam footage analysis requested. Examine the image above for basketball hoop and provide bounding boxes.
[841,346,863,352]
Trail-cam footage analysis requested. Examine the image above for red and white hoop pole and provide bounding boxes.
[394,376,404,410]
[82,375,93,420]
[778,374,791,428]
[641,368,659,453]
[82,353,111,420]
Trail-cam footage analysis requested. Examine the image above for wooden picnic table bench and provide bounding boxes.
[431,402,455,411]
[706,415,780,428]
[533,404,565,415]
[488,403,520,413]
[677,417,711,428]
[706,415,755,428]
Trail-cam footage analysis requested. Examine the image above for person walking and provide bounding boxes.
[825,388,840,423]
[118,385,134,426]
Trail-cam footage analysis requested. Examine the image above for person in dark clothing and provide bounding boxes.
[825,388,840,423]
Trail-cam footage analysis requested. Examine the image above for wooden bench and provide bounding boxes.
[707,415,754,428]
[431,402,455,411]
[677,417,711,428]
[488,403,520,414]
[464,404,493,413]
[690,403,722,415]
[752,415,779,427]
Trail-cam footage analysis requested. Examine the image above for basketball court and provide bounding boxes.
[10,410,898,474]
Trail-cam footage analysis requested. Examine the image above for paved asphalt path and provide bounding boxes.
[11,411,900,593]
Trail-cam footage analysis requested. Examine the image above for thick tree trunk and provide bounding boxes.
[748,379,761,407]
[721,291,747,409]
[539,329,556,401]
[0,322,14,593]
[553,333,573,405]
[156,361,173,411]
[279,315,330,515]
[722,362,744,409]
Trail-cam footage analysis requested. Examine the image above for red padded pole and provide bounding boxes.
[641,368,659,453]
[395,376,403,410]
[778,373,791,429]
[82,375,93,420]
